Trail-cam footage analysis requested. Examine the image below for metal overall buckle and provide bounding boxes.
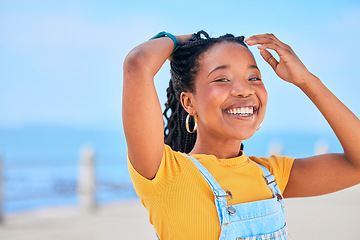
[214,189,236,215]
[264,174,283,201]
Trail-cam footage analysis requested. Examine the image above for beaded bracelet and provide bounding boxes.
[150,31,179,55]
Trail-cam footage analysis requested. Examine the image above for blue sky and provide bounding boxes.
[1,0,359,133]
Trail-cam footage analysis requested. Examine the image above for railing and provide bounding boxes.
[0,140,330,224]
[0,147,136,224]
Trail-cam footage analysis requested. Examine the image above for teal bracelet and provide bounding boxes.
[150,31,179,55]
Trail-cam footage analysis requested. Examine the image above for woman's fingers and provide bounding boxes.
[245,33,286,47]
[256,42,290,59]
[245,33,276,41]
[259,49,278,71]
[245,33,311,85]
[245,33,295,63]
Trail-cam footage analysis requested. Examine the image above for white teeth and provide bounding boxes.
[226,107,254,115]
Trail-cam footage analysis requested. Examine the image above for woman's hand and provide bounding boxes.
[245,34,314,87]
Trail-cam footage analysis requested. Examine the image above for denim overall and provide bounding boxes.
[184,154,289,240]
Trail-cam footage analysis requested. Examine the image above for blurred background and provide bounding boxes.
[0,0,359,239]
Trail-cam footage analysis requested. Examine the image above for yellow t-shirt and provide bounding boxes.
[128,144,295,240]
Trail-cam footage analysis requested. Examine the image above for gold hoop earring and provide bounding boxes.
[186,114,198,133]
[257,123,262,131]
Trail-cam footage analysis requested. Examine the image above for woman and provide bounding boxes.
[122,31,360,239]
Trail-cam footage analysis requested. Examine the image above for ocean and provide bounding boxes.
[0,126,343,214]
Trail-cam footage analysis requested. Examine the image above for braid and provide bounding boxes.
[163,80,197,153]
[163,30,247,153]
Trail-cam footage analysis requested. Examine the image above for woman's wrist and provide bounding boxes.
[150,32,179,54]
[150,32,193,55]
[296,74,325,101]
[176,34,193,43]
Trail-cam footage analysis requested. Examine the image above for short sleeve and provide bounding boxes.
[250,155,295,193]
[127,144,189,198]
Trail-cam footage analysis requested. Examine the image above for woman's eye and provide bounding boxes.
[214,78,230,82]
[249,77,261,81]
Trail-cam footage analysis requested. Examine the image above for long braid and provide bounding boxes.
[163,31,247,153]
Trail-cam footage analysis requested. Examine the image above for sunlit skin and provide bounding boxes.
[181,42,267,159]
[123,32,360,198]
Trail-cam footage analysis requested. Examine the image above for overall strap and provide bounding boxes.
[183,154,230,224]
[257,164,284,204]
[184,153,283,201]
[183,154,227,195]
[182,154,285,224]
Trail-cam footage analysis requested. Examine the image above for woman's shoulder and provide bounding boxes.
[128,144,194,197]
[249,154,295,166]
[248,154,296,193]
[248,154,295,176]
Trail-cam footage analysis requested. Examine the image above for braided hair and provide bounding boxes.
[163,31,248,153]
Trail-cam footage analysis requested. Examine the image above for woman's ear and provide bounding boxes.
[180,92,196,114]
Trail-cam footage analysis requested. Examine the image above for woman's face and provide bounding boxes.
[188,41,268,142]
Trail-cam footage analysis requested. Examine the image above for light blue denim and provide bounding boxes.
[184,154,289,240]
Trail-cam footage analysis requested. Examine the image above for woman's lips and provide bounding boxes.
[224,106,258,119]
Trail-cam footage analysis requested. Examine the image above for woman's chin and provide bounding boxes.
[233,129,258,141]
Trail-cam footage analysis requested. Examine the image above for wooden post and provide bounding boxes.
[78,146,97,213]
[268,140,283,156]
[0,152,3,224]
[314,140,329,155]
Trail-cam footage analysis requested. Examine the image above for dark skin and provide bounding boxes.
[123,33,360,198]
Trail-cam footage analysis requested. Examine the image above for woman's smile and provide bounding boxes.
[224,106,257,119]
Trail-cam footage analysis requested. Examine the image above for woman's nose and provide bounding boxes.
[230,81,255,97]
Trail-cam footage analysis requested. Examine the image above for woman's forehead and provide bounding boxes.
[199,42,256,71]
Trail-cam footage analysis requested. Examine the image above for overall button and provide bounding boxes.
[227,206,236,215]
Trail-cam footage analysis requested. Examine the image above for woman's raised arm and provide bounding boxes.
[246,34,360,197]
[122,33,192,180]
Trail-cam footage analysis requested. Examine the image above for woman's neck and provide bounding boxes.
[189,133,243,159]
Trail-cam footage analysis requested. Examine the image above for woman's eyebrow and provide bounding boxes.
[249,65,259,70]
[208,65,229,77]
[208,64,259,77]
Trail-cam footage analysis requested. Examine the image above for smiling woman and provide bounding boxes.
[163,32,261,154]
[122,30,360,239]
[180,41,267,152]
